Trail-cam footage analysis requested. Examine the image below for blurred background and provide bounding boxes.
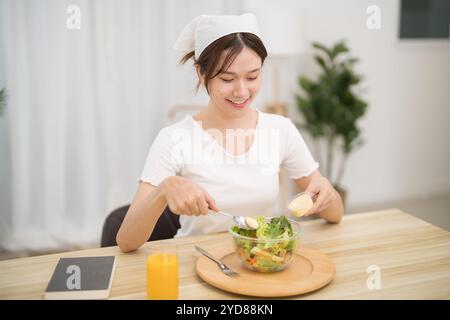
[0,0,449,258]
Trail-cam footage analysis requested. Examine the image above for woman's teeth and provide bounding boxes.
[227,98,249,104]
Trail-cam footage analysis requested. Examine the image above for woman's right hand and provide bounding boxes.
[158,176,220,216]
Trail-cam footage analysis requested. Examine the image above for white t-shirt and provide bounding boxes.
[139,108,319,238]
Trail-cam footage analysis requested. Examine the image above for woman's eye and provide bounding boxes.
[221,76,258,82]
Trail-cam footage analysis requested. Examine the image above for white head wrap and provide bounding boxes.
[173,13,261,60]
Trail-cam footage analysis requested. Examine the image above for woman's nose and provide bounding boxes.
[233,80,249,97]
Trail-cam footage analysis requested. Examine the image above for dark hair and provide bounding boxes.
[178,32,267,95]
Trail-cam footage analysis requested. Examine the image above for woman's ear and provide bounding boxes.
[195,64,204,85]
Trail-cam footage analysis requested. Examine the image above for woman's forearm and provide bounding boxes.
[116,186,167,252]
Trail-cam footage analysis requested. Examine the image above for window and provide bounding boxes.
[399,0,450,39]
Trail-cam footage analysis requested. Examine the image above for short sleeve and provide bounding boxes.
[138,129,182,186]
[281,118,319,179]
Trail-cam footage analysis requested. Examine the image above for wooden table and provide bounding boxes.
[1,209,449,299]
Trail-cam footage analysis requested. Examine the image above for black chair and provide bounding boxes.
[100,205,180,247]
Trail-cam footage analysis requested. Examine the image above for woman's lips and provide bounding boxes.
[226,97,250,109]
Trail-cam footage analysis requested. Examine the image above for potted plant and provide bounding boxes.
[295,40,368,206]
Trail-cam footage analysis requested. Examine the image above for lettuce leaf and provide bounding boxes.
[233,215,294,240]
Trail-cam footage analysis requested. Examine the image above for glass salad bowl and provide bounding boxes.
[228,216,302,273]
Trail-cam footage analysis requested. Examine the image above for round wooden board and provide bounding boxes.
[195,244,335,298]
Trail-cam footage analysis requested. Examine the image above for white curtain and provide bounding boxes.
[0,0,242,251]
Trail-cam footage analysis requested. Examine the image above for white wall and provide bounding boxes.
[252,0,450,208]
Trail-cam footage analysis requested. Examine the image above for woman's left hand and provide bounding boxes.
[304,175,338,216]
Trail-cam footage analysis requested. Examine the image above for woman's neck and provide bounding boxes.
[195,104,257,131]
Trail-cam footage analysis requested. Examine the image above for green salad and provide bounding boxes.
[231,216,298,272]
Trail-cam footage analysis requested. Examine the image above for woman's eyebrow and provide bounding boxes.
[220,68,261,75]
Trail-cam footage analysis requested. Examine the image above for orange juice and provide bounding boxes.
[146,253,179,300]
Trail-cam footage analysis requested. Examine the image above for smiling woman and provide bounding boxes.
[116,13,342,253]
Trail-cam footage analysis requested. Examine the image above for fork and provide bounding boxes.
[208,208,258,230]
[195,245,239,277]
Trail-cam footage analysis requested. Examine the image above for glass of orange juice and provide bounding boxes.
[146,245,179,300]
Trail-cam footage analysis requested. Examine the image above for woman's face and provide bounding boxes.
[198,47,262,118]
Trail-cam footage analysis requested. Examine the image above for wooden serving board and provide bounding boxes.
[195,244,335,297]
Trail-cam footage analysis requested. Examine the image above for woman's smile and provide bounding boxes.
[225,96,251,109]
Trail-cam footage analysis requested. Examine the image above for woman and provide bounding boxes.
[117,13,344,252]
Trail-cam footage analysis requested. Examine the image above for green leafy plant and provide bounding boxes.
[295,40,368,190]
[0,88,7,117]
